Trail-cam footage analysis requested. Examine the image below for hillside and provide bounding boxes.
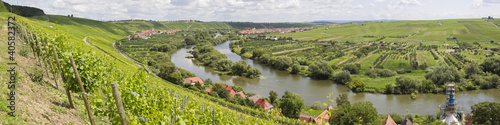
[111,20,233,30]
[0,0,45,17]
[234,18,500,92]
[0,10,307,124]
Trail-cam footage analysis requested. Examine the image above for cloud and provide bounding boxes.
[471,0,500,8]
[375,0,385,2]
[370,3,376,7]
[398,0,422,6]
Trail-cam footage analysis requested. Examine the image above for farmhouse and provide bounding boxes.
[255,98,274,110]
[183,77,204,86]
[205,83,245,98]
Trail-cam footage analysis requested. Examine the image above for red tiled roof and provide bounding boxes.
[382,115,397,125]
[205,89,212,93]
[314,106,333,124]
[229,89,236,97]
[256,98,273,110]
[184,77,204,85]
[236,91,245,98]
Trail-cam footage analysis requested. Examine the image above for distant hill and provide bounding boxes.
[225,22,320,29]
[111,20,233,30]
[0,0,45,17]
[311,20,396,24]
[111,20,322,30]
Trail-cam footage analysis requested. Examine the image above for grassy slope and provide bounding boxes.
[1,12,290,124]
[268,19,500,43]
[29,15,139,70]
[111,20,233,30]
[249,19,500,90]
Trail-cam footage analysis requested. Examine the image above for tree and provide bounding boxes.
[425,66,460,85]
[481,58,500,76]
[213,83,230,100]
[312,101,323,110]
[335,94,350,107]
[465,63,483,78]
[270,56,293,70]
[471,101,500,125]
[329,101,379,125]
[308,61,334,79]
[334,70,352,84]
[420,79,436,93]
[245,68,261,78]
[346,78,365,92]
[279,90,304,119]
[290,64,301,74]
[269,90,278,105]
[231,60,248,76]
[343,63,360,74]
[185,37,196,45]
[216,59,233,71]
[167,72,184,85]
[252,49,266,59]
[395,76,421,94]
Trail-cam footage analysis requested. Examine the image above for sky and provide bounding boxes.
[4,0,500,22]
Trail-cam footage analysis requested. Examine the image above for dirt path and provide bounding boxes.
[83,36,90,45]
[355,50,376,63]
[487,21,499,28]
[113,42,143,65]
[337,56,355,65]
[272,46,313,55]
[321,36,344,41]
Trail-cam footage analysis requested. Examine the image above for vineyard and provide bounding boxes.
[0,12,308,124]
[234,18,500,92]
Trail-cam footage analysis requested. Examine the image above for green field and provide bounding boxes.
[111,20,233,30]
[237,18,500,92]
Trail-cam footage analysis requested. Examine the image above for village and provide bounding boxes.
[126,29,180,39]
[239,27,315,34]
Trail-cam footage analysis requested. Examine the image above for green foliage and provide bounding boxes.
[30,68,44,84]
[290,64,301,74]
[279,90,304,119]
[308,60,333,79]
[411,90,418,99]
[481,58,500,76]
[213,83,230,100]
[343,63,360,74]
[365,68,396,78]
[231,60,248,76]
[2,1,45,17]
[270,56,293,70]
[19,48,28,57]
[465,63,483,78]
[394,76,421,94]
[347,78,365,92]
[311,101,323,110]
[425,65,460,85]
[329,101,379,125]
[420,79,437,93]
[334,70,352,84]
[335,94,350,107]
[167,72,184,85]
[396,68,406,74]
[269,90,278,105]
[252,49,266,59]
[471,101,500,125]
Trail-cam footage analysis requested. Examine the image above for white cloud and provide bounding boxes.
[375,0,386,2]
[398,0,422,6]
[370,3,376,7]
[471,0,500,8]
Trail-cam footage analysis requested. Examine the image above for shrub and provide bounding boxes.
[347,78,365,92]
[334,70,351,85]
[30,68,44,84]
[342,63,360,74]
[19,48,28,57]
[396,68,406,74]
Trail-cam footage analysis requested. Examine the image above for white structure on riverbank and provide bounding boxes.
[439,83,464,125]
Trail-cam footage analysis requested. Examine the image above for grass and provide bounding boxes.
[354,70,426,89]
[28,15,139,70]
[301,109,324,116]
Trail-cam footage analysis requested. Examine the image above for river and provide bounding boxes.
[170,41,500,115]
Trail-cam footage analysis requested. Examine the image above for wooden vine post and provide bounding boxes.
[35,35,49,77]
[52,45,74,108]
[111,82,128,125]
[42,38,58,89]
[69,56,95,125]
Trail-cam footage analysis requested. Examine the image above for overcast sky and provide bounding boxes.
[4,0,500,22]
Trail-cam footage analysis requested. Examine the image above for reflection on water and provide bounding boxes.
[170,41,500,115]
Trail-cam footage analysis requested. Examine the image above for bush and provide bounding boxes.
[19,48,28,57]
[396,68,406,74]
[378,69,396,77]
[346,78,365,92]
[342,63,360,74]
[311,101,323,110]
[334,70,351,84]
[30,68,44,84]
